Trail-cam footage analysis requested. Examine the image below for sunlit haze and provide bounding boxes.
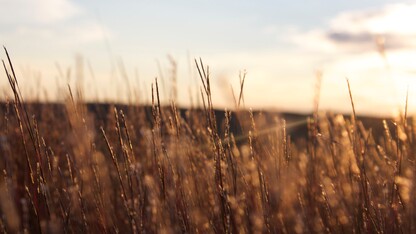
[1,0,416,117]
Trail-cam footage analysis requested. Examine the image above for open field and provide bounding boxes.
[1,54,416,233]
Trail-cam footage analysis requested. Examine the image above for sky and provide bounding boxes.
[1,0,416,116]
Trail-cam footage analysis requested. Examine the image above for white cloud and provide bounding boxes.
[0,0,111,48]
[290,3,416,53]
[330,3,416,35]
[0,0,81,24]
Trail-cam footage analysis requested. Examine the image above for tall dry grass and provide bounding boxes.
[0,48,415,233]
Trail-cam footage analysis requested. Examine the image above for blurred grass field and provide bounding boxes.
[1,49,416,233]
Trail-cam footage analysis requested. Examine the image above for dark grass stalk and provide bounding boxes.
[32,116,51,217]
[347,79,381,232]
[118,110,144,231]
[347,79,368,230]
[4,99,10,134]
[24,185,42,233]
[3,48,43,166]
[390,121,406,228]
[224,111,238,196]
[223,110,239,231]
[154,79,175,178]
[11,100,34,182]
[77,183,90,233]
[114,108,135,202]
[100,127,137,233]
[170,100,181,138]
[41,139,53,178]
[90,152,109,233]
[237,70,246,109]
[67,154,89,232]
[67,85,79,118]
[404,86,409,128]
[155,78,164,129]
[119,110,136,163]
[65,153,75,185]
[151,82,167,200]
[195,58,230,232]
[169,100,192,231]
[248,109,271,232]
[300,73,324,233]
[2,64,35,186]
[174,170,191,232]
